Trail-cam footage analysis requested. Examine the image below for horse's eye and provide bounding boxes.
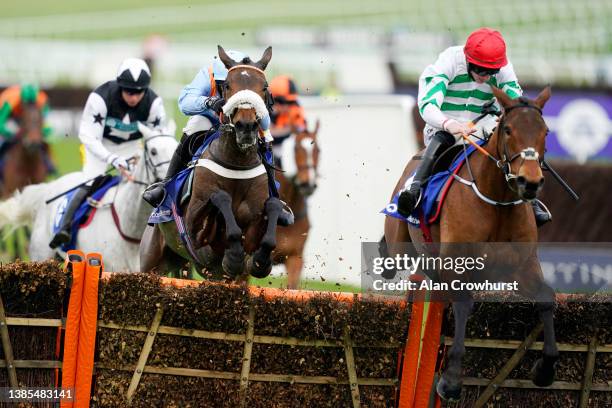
[151,148,158,156]
[504,126,511,136]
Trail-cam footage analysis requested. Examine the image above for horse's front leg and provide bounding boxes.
[437,296,473,401]
[531,281,559,386]
[139,225,164,273]
[210,190,245,277]
[247,197,283,278]
[517,256,559,387]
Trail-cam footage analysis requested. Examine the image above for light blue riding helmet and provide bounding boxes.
[212,50,248,81]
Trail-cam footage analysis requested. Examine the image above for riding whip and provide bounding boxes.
[541,159,580,201]
[44,156,136,204]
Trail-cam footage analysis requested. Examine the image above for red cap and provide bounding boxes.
[464,28,508,69]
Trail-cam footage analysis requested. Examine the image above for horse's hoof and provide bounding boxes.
[530,356,557,387]
[381,268,397,280]
[248,256,272,279]
[222,252,245,278]
[436,376,462,401]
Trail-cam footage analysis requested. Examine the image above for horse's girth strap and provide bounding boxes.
[196,159,266,179]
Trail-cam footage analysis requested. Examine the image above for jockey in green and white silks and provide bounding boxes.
[397,27,551,226]
[417,46,521,146]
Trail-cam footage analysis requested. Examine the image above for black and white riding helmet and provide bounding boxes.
[116,58,151,90]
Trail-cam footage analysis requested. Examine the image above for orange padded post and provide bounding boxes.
[60,250,86,408]
[413,301,445,408]
[398,299,425,408]
[74,253,102,408]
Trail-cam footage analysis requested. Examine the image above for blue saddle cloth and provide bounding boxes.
[52,176,121,252]
[381,140,484,227]
[148,130,220,225]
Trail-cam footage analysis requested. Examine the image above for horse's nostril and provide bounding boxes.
[516,176,526,186]
[524,181,541,192]
[538,178,545,187]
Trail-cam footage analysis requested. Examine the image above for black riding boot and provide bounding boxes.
[142,142,189,207]
[49,186,90,249]
[397,131,456,217]
[532,200,552,227]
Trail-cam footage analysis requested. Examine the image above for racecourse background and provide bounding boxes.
[1,0,611,288]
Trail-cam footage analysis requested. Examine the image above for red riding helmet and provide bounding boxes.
[463,28,508,69]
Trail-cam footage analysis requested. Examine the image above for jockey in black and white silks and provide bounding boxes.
[49,58,166,249]
[80,58,166,177]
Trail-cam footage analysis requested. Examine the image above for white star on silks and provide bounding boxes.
[108,114,135,141]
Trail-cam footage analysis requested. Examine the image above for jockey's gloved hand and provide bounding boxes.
[443,119,476,137]
[107,154,130,171]
[204,96,225,114]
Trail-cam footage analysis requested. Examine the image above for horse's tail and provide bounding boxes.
[0,184,46,230]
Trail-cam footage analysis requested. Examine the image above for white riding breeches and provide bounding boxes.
[183,115,213,136]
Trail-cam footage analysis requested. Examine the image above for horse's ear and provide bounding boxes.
[218,45,236,69]
[313,119,320,135]
[534,86,551,109]
[491,86,513,110]
[254,46,272,71]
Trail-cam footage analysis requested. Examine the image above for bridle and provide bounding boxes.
[133,134,174,186]
[495,100,544,186]
[222,64,273,129]
[19,103,44,148]
[294,133,318,188]
[454,100,546,206]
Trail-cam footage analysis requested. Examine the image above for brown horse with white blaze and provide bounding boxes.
[1,102,50,198]
[384,87,558,401]
[273,120,320,288]
[140,45,284,280]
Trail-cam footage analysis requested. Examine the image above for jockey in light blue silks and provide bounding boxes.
[142,50,294,226]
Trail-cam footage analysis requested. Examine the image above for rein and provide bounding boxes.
[208,143,262,171]
[111,134,174,243]
[110,203,141,244]
[455,102,544,207]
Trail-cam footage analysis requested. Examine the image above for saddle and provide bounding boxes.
[381,140,487,227]
[52,175,120,252]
